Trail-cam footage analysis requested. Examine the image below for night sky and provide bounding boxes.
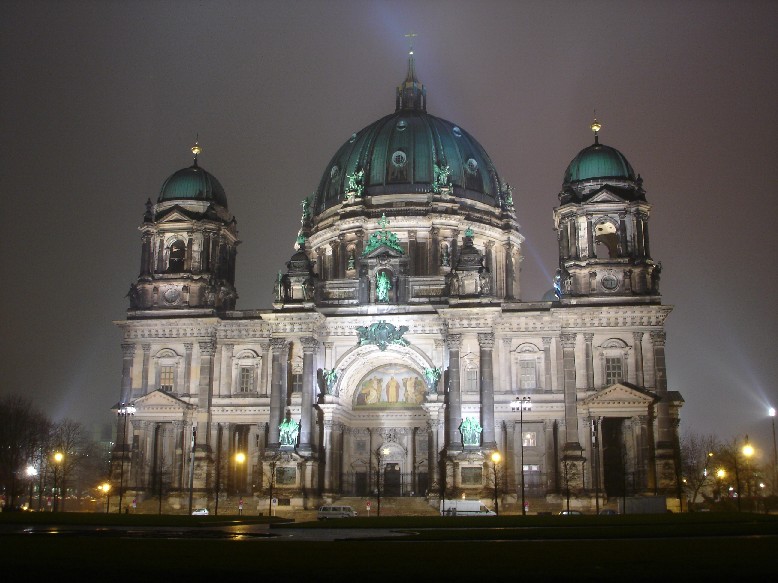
[2,1,776,457]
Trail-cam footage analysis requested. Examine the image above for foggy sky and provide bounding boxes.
[2,0,776,458]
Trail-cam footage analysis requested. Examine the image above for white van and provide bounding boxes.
[317,505,358,519]
[440,499,496,516]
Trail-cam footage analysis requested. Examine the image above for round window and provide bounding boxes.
[452,126,463,137]
[602,275,619,291]
[391,150,407,167]
[466,158,478,174]
[396,120,408,131]
[330,165,340,179]
[348,133,357,143]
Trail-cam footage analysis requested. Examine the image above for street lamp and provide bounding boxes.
[52,452,64,512]
[742,438,754,511]
[490,451,501,516]
[117,403,136,513]
[376,447,389,517]
[234,452,246,495]
[511,396,532,515]
[99,483,111,512]
[769,407,777,496]
[25,465,37,511]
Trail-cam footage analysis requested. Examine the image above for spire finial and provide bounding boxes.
[405,32,417,56]
[191,134,201,166]
[590,111,601,145]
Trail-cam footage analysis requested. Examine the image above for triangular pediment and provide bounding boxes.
[156,207,198,224]
[133,390,192,412]
[586,188,625,203]
[583,382,657,415]
[363,245,404,259]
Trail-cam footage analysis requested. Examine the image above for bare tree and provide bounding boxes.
[50,419,95,510]
[0,394,51,510]
[680,431,720,508]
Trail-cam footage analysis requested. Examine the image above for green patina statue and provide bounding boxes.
[459,417,482,446]
[361,214,404,256]
[423,366,442,393]
[433,161,451,194]
[356,320,409,351]
[279,414,300,447]
[376,271,391,302]
[345,168,364,199]
[322,368,338,394]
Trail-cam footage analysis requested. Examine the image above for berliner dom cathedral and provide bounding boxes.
[112,49,682,514]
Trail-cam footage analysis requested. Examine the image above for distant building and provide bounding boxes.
[112,52,682,512]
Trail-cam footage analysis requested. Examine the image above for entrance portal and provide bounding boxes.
[601,418,627,498]
[384,463,401,496]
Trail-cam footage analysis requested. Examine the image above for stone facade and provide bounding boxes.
[112,57,682,513]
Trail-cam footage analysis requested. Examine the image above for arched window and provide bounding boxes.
[599,339,629,387]
[153,349,181,393]
[593,219,620,259]
[513,343,543,391]
[168,239,186,272]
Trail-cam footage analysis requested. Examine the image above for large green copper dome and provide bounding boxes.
[312,55,505,215]
[158,162,228,208]
[564,141,636,184]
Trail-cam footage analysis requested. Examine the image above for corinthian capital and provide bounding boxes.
[650,330,666,347]
[300,337,319,353]
[477,332,495,350]
[560,333,577,348]
[270,338,289,352]
[198,340,216,356]
[445,333,462,351]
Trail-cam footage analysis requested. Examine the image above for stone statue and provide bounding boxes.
[323,368,338,395]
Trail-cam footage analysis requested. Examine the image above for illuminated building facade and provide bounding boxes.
[112,53,682,513]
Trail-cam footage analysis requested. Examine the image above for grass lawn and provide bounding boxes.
[2,512,775,580]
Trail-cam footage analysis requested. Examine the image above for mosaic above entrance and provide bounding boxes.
[353,364,426,409]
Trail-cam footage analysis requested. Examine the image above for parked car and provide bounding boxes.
[317,505,357,519]
[191,508,209,516]
[558,510,583,515]
[599,509,618,515]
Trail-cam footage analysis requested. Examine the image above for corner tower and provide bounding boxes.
[127,142,240,314]
[553,120,660,302]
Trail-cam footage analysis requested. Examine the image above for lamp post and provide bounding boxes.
[25,465,37,511]
[490,451,501,516]
[715,468,726,503]
[512,396,532,515]
[188,424,197,515]
[100,483,111,512]
[52,452,64,512]
[117,403,136,513]
[376,447,389,517]
[769,407,777,496]
[742,437,754,512]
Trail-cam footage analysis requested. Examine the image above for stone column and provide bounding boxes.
[633,332,644,386]
[619,213,628,256]
[408,230,417,276]
[651,331,671,443]
[268,338,288,448]
[221,344,233,396]
[338,234,347,278]
[183,343,193,395]
[503,241,515,300]
[584,333,594,390]
[478,332,497,449]
[501,337,512,394]
[446,334,462,450]
[429,227,440,274]
[542,337,552,391]
[319,406,336,492]
[560,333,582,453]
[299,337,318,455]
[196,341,215,447]
[141,344,150,395]
[329,240,339,280]
[586,217,594,258]
[140,233,152,276]
[120,343,135,404]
